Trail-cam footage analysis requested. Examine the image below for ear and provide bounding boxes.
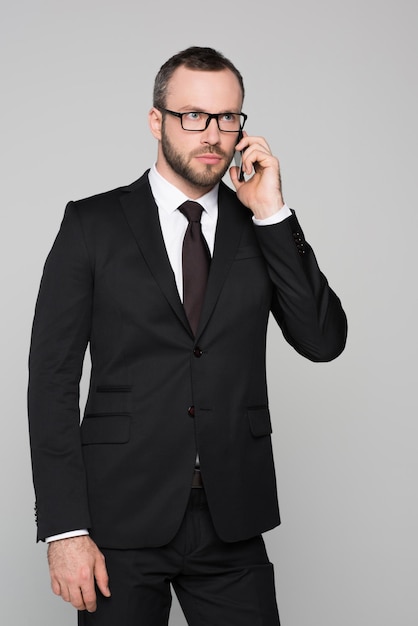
[149,107,162,140]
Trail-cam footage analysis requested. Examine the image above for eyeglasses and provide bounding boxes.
[159,108,247,132]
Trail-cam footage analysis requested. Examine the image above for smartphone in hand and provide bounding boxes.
[234,129,245,182]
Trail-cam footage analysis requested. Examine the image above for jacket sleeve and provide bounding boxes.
[254,211,347,362]
[28,202,93,541]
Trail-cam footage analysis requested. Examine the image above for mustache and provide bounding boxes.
[192,147,228,158]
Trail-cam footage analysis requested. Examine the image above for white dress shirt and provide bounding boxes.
[45,166,291,543]
[149,164,219,301]
[148,164,291,300]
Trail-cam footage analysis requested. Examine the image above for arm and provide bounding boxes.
[230,133,347,361]
[28,202,92,539]
[28,202,110,609]
[254,211,347,361]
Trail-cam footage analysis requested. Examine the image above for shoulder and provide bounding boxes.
[60,172,152,246]
[69,171,151,215]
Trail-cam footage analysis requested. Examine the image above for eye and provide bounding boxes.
[221,113,237,123]
[186,112,202,121]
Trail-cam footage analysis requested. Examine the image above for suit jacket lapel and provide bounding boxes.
[120,175,248,340]
[196,182,247,338]
[119,173,191,333]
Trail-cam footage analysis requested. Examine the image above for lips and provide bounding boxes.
[195,154,223,165]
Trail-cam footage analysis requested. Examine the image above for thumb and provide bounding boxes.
[229,165,243,191]
[94,555,111,597]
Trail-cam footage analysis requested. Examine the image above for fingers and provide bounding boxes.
[235,132,274,173]
[78,565,99,612]
[243,142,277,176]
[50,567,97,611]
[230,134,280,187]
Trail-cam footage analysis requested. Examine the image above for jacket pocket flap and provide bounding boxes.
[247,407,272,437]
[81,414,131,444]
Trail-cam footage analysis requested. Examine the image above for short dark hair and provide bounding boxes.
[153,46,245,109]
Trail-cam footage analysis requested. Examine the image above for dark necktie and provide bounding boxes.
[178,201,211,335]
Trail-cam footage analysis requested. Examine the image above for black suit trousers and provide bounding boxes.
[78,488,280,626]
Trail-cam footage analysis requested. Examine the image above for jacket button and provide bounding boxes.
[193,346,203,358]
[188,405,195,417]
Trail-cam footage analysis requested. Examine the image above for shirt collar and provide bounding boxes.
[148,163,219,218]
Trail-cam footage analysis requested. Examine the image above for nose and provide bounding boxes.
[201,116,221,144]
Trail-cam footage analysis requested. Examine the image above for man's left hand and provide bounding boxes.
[229,132,285,219]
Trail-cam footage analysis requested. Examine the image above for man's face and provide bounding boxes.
[150,67,243,196]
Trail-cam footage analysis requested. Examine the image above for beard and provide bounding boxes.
[160,122,235,189]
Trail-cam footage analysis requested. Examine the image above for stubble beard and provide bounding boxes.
[160,123,234,189]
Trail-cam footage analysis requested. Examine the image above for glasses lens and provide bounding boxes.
[217,113,244,132]
[181,112,245,132]
[182,112,208,131]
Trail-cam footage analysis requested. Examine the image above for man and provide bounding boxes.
[28,46,347,625]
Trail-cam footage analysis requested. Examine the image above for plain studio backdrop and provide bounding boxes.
[1,1,417,624]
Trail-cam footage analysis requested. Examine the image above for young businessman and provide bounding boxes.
[28,46,347,625]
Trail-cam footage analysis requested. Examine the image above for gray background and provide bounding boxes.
[1,0,417,624]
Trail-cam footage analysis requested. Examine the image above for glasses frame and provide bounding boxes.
[159,108,247,133]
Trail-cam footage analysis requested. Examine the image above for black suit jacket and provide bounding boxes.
[28,172,347,548]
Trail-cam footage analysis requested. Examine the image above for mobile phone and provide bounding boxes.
[235,129,245,182]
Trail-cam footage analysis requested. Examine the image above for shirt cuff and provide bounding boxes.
[252,203,291,226]
[45,529,89,543]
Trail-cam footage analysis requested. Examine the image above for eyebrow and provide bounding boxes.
[176,107,239,114]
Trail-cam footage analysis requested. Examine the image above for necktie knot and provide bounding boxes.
[179,201,204,223]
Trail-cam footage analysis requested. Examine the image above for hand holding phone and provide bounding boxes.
[232,131,285,217]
